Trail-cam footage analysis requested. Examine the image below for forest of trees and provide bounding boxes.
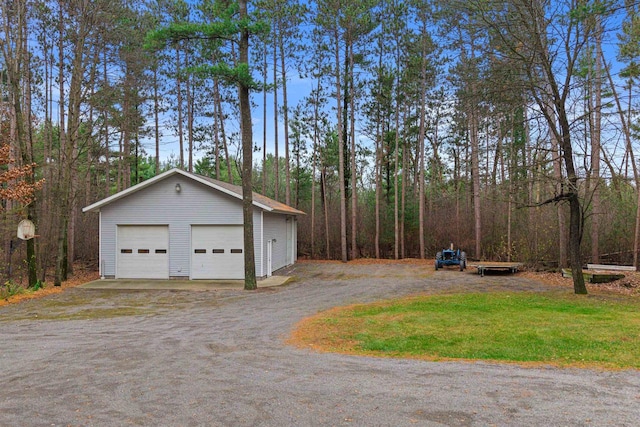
[2,0,640,289]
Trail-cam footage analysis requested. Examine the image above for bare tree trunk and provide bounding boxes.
[374,38,383,259]
[41,35,53,281]
[154,66,160,174]
[393,45,401,260]
[349,42,357,260]
[454,148,461,244]
[55,0,99,285]
[603,54,640,268]
[556,103,587,294]
[122,71,131,189]
[103,52,111,196]
[279,39,291,206]
[525,109,540,259]
[507,191,512,262]
[186,50,194,173]
[87,52,97,205]
[526,0,585,293]
[310,89,319,259]
[0,0,38,286]
[491,118,502,189]
[176,47,184,169]
[546,104,568,268]
[262,45,267,194]
[321,167,330,259]
[484,121,490,189]
[212,79,231,182]
[400,126,407,259]
[393,116,400,260]
[334,27,347,263]
[417,27,427,259]
[68,170,76,275]
[24,48,38,286]
[273,40,279,200]
[238,0,256,290]
[214,114,220,179]
[375,113,382,259]
[469,103,482,259]
[55,3,67,285]
[590,17,602,264]
[116,132,123,192]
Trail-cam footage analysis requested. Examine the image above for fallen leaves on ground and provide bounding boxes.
[520,270,640,296]
[298,257,433,266]
[0,264,99,307]
[2,260,638,308]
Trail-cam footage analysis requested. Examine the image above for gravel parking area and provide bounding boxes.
[1,261,638,426]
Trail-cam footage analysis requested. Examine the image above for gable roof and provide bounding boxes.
[82,168,305,215]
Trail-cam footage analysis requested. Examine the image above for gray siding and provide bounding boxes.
[99,176,263,278]
[293,218,298,262]
[252,209,263,277]
[262,212,290,272]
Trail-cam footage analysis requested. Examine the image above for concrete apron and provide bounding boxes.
[80,275,291,291]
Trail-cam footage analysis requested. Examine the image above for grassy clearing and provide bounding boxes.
[290,292,640,369]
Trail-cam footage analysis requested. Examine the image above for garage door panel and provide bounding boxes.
[191,225,244,279]
[117,226,169,279]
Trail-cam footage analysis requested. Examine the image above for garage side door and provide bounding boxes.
[117,225,169,279]
[191,225,244,279]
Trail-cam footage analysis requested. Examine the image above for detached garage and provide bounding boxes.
[83,168,304,280]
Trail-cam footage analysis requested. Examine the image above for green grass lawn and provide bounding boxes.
[296,292,640,369]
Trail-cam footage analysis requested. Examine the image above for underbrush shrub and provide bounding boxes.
[1,280,26,299]
[29,280,44,291]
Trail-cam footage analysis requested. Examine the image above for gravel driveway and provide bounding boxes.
[1,261,638,426]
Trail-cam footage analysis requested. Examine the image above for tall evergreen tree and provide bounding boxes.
[146,0,265,289]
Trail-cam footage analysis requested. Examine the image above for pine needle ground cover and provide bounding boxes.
[290,292,640,369]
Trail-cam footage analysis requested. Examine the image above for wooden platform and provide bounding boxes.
[586,264,636,272]
[468,262,523,277]
[562,269,625,284]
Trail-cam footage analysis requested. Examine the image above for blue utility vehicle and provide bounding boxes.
[435,244,467,271]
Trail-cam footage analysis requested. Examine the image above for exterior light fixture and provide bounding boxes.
[175,183,181,193]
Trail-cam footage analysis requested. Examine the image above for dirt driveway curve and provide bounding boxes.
[1,261,638,426]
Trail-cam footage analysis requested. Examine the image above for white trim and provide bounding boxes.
[266,240,273,277]
[82,168,273,213]
[114,222,118,277]
[286,216,294,265]
[188,223,193,280]
[260,211,264,277]
[293,217,298,263]
[187,173,273,212]
[99,211,103,279]
[83,168,176,212]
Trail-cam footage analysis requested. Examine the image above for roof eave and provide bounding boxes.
[82,168,279,213]
[272,208,306,216]
[82,168,183,213]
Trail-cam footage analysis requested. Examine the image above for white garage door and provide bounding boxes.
[191,225,244,279]
[117,225,169,279]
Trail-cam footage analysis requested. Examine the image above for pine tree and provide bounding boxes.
[146,0,266,289]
